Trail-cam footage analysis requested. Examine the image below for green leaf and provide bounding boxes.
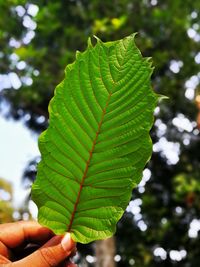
[31,34,158,244]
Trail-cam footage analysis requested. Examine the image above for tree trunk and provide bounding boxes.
[95,237,116,267]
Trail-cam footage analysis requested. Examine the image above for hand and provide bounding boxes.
[0,221,77,267]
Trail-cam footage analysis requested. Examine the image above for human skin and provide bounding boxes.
[0,221,77,267]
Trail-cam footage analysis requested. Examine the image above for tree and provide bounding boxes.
[0,0,200,266]
[0,178,13,223]
[0,178,31,223]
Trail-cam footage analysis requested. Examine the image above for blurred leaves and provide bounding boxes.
[0,178,13,223]
[92,15,127,34]
[174,173,200,196]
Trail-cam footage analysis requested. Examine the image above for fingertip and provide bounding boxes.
[61,233,76,252]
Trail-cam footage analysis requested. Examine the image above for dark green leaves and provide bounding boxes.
[31,34,157,243]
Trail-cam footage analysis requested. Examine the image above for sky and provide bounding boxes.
[0,113,39,211]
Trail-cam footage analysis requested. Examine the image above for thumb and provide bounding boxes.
[14,233,75,267]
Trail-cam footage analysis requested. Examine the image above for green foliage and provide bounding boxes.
[32,34,157,243]
[0,178,32,223]
[0,178,13,223]
[174,173,200,196]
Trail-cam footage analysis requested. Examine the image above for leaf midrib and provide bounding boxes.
[67,92,112,232]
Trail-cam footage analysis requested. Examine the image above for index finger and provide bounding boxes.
[0,221,54,249]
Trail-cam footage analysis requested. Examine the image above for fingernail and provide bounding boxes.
[61,233,74,252]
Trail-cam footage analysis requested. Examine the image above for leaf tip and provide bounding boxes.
[93,35,102,43]
[157,94,169,101]
[125,32,138,42]
[76,50,81,58]
[131,32,138,38]
[145,57,154,69]
[146,57,152,62]
[87,37,93,48]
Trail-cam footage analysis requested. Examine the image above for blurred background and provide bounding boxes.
[0,0,200,266]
